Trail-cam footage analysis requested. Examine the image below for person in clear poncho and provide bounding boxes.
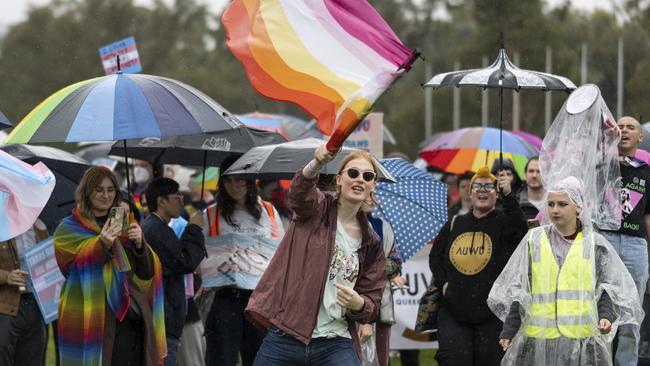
[538,83,621,230]
[487,177,643,365]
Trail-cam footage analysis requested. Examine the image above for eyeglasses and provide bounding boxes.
[341,168,377,182]
[471,182,496,192]
[166,193,184,201]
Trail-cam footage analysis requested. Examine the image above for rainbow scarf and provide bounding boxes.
[54,209,166,366]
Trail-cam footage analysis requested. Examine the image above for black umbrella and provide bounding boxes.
[74,142,114,163]
[423,33,576,166]
[0,110,12,129]
[0,144,90,233]
[223,138,396,182]
[108,126,286,167]
[108,125,287,227]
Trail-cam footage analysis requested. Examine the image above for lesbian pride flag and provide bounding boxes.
[0,150,54,241]
[222,0,417,151]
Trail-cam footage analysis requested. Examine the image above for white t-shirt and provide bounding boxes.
[312,219,361,339]
[529,198,544,211]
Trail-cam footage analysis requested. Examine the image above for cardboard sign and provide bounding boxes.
[99,36,142,75]
[22,237,65,324]
[390,244,438,350]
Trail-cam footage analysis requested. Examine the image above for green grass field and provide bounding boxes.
[390,349,438,366]
[46,325,437,366]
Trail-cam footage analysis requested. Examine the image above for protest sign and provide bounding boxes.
[23,237,64,324]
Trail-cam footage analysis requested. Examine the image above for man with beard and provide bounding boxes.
[519,157,545,221]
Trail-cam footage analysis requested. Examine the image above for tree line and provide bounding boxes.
[0,0,647,158]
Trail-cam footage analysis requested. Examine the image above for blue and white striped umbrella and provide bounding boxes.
[373,158,448,261]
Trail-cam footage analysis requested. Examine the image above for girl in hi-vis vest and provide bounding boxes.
[487,177,642,366]
[201,169,284,366]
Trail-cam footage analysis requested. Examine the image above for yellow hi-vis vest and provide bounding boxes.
[523,228,599,339]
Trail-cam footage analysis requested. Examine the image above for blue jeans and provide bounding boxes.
[253,326,361,366]
[599,231,648,366]
[164,335,181,366]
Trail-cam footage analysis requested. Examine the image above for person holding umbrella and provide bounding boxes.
[54,166,166,366]
[429,166,528,366]
[488,177,642,365]
[247,144,386,365]
[201,157,284,366]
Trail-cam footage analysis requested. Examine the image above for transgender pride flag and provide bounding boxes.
[222,0,417,151]
[0,150,55,241]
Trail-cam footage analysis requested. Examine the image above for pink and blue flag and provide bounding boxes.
[0,149,54,241]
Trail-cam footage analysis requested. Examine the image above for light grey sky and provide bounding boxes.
[0,0,619,30]
[0,0,228,28]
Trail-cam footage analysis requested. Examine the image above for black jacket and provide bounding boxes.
[142,215,205,338]
[429,193,527,324]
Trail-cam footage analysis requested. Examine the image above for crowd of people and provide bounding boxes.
[1,113,650,366]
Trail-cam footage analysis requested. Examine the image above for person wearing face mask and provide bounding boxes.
[247,144,387,365]
[132,160,159,214]
[53,166,166,366]
[488,177,643,365]
[429,165,528,366]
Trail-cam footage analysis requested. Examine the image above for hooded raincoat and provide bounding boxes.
[487,178,643,365]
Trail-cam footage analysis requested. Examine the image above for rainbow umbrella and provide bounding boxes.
[5,72,243,201]
[511,130,542,151]
[419,127,538,179]
[191,167,219,191]
[5,73,242,144]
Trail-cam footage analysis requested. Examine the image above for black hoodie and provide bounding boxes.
[429,193,527,324]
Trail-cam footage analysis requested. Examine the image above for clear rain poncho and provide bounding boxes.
[487,177,643,365]
[538,84,622,230]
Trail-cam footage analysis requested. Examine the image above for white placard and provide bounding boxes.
[390,244,438,350]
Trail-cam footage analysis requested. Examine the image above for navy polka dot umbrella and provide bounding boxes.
[372,158,448,261]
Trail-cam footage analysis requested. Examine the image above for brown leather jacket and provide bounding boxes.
[246,170,387,358]
[0,239,20,316]
[0,224,49,316]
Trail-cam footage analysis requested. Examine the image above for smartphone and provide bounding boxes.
[109,207,126,229]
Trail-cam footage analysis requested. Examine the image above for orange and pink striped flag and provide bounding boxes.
[222,0,417,151]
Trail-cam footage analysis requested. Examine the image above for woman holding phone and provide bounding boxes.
[54,166,166,366]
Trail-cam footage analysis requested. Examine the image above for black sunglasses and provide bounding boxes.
[342,168,377,182]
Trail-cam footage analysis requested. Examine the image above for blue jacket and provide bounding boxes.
[142,215,205,338]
